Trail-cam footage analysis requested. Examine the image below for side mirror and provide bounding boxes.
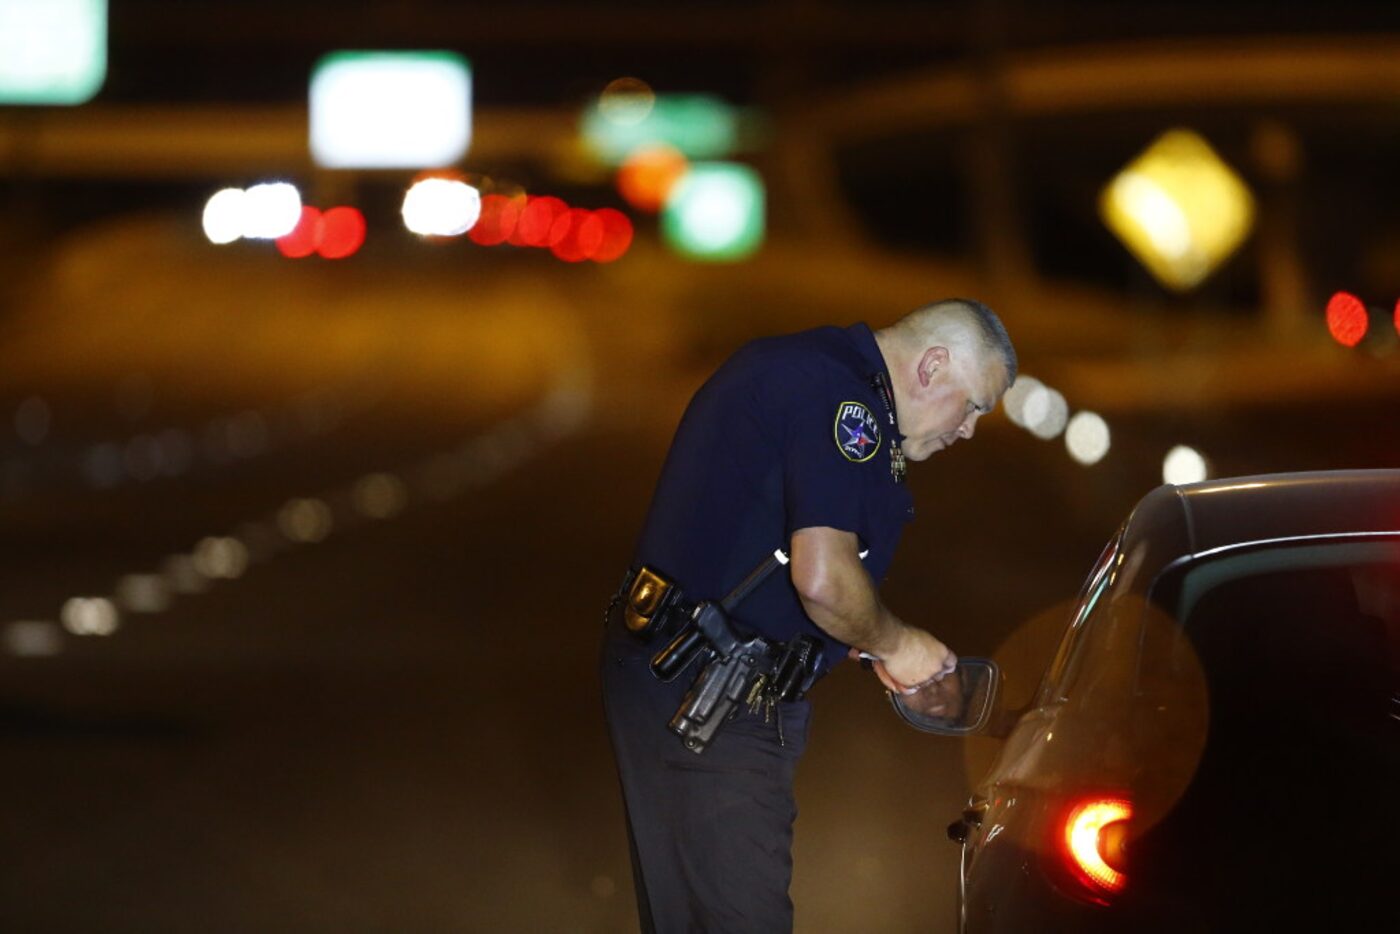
[887,657,1001,735]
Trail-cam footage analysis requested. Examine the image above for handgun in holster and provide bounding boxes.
[660,601,772,754]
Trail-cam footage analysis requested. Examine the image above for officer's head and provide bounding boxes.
[877,299,1016,462]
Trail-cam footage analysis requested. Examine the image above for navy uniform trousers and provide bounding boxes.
[600,607,812,933]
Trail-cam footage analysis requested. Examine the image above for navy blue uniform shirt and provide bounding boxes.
[633,322,916,674]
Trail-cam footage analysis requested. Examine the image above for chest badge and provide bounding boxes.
[834,401,882,463]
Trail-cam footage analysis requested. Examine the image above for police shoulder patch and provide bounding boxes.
[833,401,881,463]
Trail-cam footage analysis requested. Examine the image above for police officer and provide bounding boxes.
[602,299,1017,932]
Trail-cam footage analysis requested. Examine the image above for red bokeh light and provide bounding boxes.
[1394,298,1400,338]
[469,194,524,246]
[590,208,633,263]
[318,206,366,259]
[1326,291,1368,348]
[546,207,577,249]
[276,206,323,258]
[551,209,605,263]
[513,196,568,247]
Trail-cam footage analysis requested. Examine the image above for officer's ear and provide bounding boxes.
[917,346,950,388]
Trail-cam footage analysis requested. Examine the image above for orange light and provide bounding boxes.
[591,208,633,263]
[318,206,366,259]
[276,206,323,258]
[1326,291,1368,347]
[1061,798,1132,900]
[616,144,689,213]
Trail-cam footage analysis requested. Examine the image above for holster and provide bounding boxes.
[656,601,826,754]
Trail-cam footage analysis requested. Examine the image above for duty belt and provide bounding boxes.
[607,555,827,754]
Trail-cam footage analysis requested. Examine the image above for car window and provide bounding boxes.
[1129,539,1400,888]
[1148,538,1399,747]
[1034,530,1123,706]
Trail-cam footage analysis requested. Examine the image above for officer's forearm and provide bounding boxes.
[789,526,914,654]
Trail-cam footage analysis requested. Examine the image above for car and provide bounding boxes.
[944,468,1399,932]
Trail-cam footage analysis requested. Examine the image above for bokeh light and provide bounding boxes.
[1395,298,1400,338]
[318,206,366,259]
[1024,385,1069,440]
[551,208,605,262]
[0,0,108,105]
[468,194,525,246]
[115,574,171,613]
[202,187,246,244]
[1325,291,1368,347]
[1064,411,1111,465]
[512,195,568,247]
[616,144,688,212]
[4,621,62,658]
[278,498,333,543]
[276,205,323,258]
[1001,375,1043,428]
[353,473,408,519]
[60,597,119,636]
[402,177,481,237]
[661,162,765,261]
[193,536,249,580]
[598,76,655,127]
[591,208,633,263]
[310,51,472,169]
[1099,129,1255,291]
[1163,445,1209,485]
[581,93,738,166]
[241,182,303,239]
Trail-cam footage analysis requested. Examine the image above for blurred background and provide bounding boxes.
[0,1,1397,930]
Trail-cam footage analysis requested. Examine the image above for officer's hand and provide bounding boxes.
[860,628,957,695]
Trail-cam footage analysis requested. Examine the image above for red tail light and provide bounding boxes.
[1059,797,1132,903]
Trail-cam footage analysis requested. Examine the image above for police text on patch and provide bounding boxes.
[834,401,881,463]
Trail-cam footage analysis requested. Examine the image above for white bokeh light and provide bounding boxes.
[60,597,119,636]
[1064,411,1111,465]
[241,182,302,239]
[1163,445,1209,485]
[310,52,471,169]
[4,621,62,657]
[1001,376,1044,428]
[401,178,481,237]
[202,187,246,244]
[1025,386,1070,440]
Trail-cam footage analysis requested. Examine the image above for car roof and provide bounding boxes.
[1114,469,1400,595]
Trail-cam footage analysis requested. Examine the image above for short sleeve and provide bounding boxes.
[781,382,883,545]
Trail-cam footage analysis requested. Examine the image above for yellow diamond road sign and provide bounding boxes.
[1099,129,1255,292]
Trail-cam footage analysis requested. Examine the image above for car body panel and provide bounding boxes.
[956,469,1400,932]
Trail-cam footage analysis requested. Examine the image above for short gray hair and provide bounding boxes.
[906,298,1018,386]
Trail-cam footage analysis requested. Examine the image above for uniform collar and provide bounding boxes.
[845,322,904,441]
